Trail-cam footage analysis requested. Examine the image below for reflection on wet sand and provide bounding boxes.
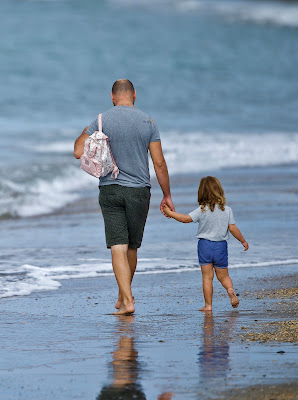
[157,393,174,400]
[198,312,238,380]
[97,315,145,400]
[97,316,173,400]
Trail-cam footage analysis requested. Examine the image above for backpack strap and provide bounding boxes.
[98,114,102,132]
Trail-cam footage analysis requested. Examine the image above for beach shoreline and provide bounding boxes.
[220,382,298,400]
[1,264,297,400]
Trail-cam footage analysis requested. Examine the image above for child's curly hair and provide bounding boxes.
[198,176,226,212]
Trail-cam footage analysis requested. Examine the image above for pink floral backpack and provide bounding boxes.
[80,114,119,179]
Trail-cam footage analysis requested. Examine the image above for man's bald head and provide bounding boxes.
[112,79,135,95]
[111,79,136,106]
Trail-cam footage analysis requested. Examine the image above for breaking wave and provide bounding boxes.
[1,258,298,298]
[1,131,297,218]
[109,0,298,28]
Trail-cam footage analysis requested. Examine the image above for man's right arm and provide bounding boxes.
[74,127,89,159]
[149,141,175,213]
[74,117,99,159]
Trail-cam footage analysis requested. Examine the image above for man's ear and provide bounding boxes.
[133,90,136,102]
[111,92,114,103]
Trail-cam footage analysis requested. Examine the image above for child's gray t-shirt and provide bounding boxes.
[188,204,235,241]
[85,105,160,188]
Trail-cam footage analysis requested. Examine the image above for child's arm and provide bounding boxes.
[163,205,192,223]
[228,224,249,251]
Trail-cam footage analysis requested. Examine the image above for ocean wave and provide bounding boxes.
[32,131,298,174]
[1,258,298,298]
[109,0,298,28]
[162,131,298,175]
[0,165,94,219]
[177,0,298,28]
[1,131,298,218]
[32,141,75,153]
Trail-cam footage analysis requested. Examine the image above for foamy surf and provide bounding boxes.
[1,258,298,299]
[177,0,298,28]
[31,131,298,174]
[162,131,298,175]
[0,165,94,218]
[109,0,298,28]
[1,131,298,219]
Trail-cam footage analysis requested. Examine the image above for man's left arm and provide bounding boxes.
[149,141,175,213]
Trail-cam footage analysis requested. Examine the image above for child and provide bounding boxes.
[163,176,248,311]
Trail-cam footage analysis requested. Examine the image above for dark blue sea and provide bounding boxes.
[1,0,298,297]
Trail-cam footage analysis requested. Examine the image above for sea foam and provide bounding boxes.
[1,258,298,298]
[162,131,298,176]
[0,165,94,218]
[109,0,298,28]
[1,131,298,218]
[177,0,298,28]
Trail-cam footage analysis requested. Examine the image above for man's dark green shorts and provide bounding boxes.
[99,184,151,249]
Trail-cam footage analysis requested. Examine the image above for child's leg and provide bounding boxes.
[215,268,239,308]
[199,263,214,311]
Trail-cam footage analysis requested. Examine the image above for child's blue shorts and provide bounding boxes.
[197,239,228,269]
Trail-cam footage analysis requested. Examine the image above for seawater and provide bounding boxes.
[1,0,298,298]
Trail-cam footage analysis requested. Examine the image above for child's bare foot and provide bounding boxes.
[113,302,135,315]
[228,288,239,308]
[199,306,212,312]
[115,296,135,309]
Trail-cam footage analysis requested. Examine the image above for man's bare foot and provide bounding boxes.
[115,296,135,309]
[113,302,135,315]
[115,299,122,309]
[199,306,212,312]
[228,288,239,308]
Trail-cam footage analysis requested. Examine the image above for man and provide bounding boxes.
[74,79,174,315]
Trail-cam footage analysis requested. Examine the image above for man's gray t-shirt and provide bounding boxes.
[188,204,235,241]
[85,106,160,187]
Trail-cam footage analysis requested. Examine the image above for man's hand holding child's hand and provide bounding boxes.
[163,205,172,218]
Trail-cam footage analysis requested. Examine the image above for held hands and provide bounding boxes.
[163,205,172,218]
[160,196,175,219]
[241,241,249,251]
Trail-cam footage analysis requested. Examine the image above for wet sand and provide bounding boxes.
[239,276,297,344]
[222,382,298,400]
[1,265,297,399]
